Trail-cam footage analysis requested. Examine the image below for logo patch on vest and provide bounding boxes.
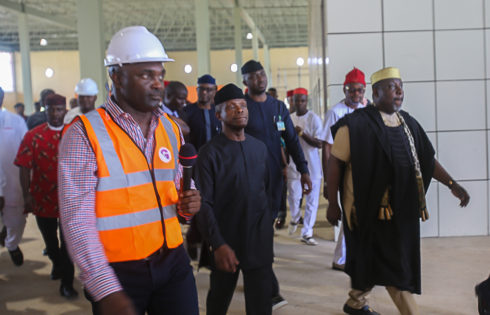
[159,147,172,163]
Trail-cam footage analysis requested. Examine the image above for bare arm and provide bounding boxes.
[280,146,288,180]
[19,166,33,213]
[432,159,470,207]
[322,142,332,199]
[326,155,344,226]
[295,126,322,148]
[302,133,323,148]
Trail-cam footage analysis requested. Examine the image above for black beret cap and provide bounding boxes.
[214,83,245,105]
[241,60,264,75]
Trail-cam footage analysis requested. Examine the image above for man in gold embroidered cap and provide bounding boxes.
[325,67,470,315]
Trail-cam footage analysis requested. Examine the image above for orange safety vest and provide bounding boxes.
[79,108,183,263]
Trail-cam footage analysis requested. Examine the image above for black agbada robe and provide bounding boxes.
[331,105,435,294]
[195,133,274,270]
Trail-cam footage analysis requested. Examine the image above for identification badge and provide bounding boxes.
[276,121,285,131]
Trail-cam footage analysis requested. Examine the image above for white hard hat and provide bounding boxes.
[104,26,174,66]
[75,78,98,96]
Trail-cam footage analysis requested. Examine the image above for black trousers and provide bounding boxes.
[207,265,273,315]
[186,217,202,245]
[276,177,288,221]
[35,216,74,287]
[271,270,279,297]
[88,245,199,315]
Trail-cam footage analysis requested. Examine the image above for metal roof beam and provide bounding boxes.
[223,0,266,44]
[239,8,265,44]
[0,43,14,51]
[0,0,76,29]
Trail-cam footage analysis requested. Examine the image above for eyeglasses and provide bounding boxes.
[197,87,215,93]
[345,87,365,94]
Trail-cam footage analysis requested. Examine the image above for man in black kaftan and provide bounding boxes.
[326,67,470,315]
[195,84,274,315]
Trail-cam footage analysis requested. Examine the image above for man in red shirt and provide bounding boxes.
[15,94,78,300]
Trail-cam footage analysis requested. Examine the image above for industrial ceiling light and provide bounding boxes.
[45,67,54,78]
[184,64,192,74]
[40,38,48,46]
[230,63,238,72]
[296,57,304,67]
[246,32,253,39]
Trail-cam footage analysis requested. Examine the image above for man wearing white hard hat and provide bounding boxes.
[64,78,98,125]
[59,26,201,315]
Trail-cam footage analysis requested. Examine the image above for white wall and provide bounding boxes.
[326,0,490,237]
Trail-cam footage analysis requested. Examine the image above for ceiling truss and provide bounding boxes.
[0,0,307,52]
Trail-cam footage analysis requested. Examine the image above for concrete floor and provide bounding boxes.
[0,207,488,314]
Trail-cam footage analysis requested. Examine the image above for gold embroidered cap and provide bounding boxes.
[370,67,401,85]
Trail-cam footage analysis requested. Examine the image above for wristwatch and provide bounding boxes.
[448,179,456,189]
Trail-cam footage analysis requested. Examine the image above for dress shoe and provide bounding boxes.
[60,285,79,300]
[275,218,285,230]
[332,262,345,271]
[343,304,380,315]
[8,247,23,266]
[272,294,288,310]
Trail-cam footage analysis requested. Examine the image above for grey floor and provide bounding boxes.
[0,206,487,314]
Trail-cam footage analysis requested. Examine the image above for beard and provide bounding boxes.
[250,86,266,95]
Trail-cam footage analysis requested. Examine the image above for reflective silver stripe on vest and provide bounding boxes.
[96,205,177,231]
[83,110,177,191]
[97,169,175,192]
[159,115,179,171]
[84,110,126,183]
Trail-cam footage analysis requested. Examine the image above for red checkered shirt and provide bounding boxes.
[58,96,189,301]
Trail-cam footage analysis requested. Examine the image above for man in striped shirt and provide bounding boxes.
[59,26,201,315]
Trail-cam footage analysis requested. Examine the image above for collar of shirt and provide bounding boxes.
[341,101,364,110]
[161,103,179,118]
[102,95,165,156]
[48,123,64,131]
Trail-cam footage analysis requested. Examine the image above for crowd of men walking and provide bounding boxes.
[0,25,487,315]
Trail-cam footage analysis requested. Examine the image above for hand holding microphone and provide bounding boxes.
[177,143,201,215]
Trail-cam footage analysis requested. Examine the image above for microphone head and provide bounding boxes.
[179,143,198,167]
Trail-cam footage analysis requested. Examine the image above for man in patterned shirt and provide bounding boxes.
[15,94,77,299]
